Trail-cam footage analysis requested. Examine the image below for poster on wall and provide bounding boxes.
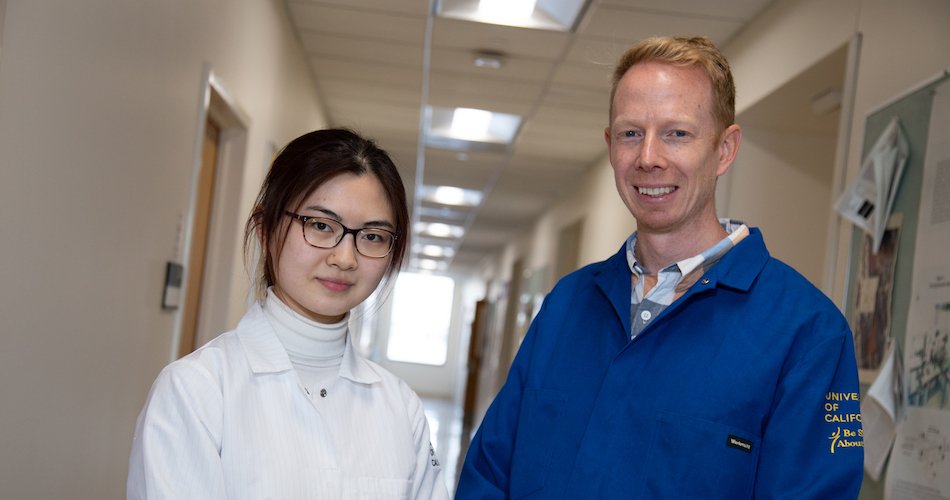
[853,213,902,375]
[885,77,950,499]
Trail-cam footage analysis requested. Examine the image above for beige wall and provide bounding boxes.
[0,0,326,497]
[721,126,838,287]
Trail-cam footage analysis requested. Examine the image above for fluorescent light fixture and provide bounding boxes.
[413,244,456,259]
[479,0,537,23]
[426,106,522,152]
[437,0,590,32]
[452,108,493,141]
[421,185,483,207]
[411,258,448,271]
[416,222,465,239]
[418,205,468,221]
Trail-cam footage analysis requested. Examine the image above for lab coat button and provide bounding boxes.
[320,389,327,398]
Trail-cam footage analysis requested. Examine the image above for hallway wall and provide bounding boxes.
[0,0,327,497]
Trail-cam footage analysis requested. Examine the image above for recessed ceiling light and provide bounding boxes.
[415,222,465,239]
[480,0,537,21]
[421,185,483,207]
[417,244,455,258]
[437,0,591,32]
[451,108,493,141]
[426,106,522,152]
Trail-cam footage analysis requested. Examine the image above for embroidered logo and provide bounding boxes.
[727,434,753,453]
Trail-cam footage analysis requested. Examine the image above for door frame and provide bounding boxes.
[169,63,250,361]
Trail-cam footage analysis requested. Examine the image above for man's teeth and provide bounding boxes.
[638,186,675,196]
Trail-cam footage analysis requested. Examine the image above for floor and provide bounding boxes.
[421,397,470,496]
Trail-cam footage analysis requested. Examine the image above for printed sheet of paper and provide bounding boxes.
[837,116,910,252]
[865,346,903,481]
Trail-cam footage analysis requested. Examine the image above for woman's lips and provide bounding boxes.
[318,277,353,292]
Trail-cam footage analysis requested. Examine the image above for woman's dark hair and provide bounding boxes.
[244,128,409,299]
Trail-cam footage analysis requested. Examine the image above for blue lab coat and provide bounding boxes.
[457,228,864,499]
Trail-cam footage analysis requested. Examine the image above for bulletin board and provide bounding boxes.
[845,71,950,376]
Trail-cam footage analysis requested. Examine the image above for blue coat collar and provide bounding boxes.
[593,227,771,336]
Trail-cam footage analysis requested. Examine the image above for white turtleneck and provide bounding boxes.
[262,287,347,390]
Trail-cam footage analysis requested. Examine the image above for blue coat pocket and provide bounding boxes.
[641,411,759,499]
[510,388,568,499]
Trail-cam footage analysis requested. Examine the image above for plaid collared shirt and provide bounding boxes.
[625,219,749,338]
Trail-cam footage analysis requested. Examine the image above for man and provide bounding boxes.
[455,36,864,499]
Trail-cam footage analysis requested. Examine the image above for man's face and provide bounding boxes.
[605,61,739,237]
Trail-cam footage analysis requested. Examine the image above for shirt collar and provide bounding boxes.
[236,301,382,385]
[625,218,749,277]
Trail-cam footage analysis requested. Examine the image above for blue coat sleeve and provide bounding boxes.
[455,299,547,499]
[754,325,864,499]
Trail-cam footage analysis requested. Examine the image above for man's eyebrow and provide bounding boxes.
[303,205,394,229]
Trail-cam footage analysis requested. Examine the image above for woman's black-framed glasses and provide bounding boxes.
[285,212,396,258]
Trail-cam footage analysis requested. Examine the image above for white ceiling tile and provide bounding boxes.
[330,99,420,131]
[531,104,607,130]
[550,60,614,89]
[595,0,776,22]
[429,72,544,102]
[430,47,555,82]
[289,3,426,43]
[299,32,423,66]
[311,57,423,87]
[319,79,421,107]
[565,36,633,66]
[579,7,745,46]
[543,85,610,111]
[290,0,431,16]
[432,18,571,59]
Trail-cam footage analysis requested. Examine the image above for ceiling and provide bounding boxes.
[284,0,780,276]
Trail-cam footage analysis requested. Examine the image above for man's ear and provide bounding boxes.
[716,124,742,177]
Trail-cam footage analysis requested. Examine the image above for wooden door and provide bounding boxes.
[178,119,219,358]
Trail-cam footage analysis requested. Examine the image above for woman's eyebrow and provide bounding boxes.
[362,219,395,230]
[303,205,341,221]
[304,205,394,229]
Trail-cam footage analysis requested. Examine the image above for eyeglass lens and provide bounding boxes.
[302,218,394,258]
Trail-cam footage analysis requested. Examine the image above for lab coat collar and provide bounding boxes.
[235,302,382,385]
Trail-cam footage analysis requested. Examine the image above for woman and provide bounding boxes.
[128,129,449,499]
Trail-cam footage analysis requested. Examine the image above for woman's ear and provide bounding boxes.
[253,207,266,247]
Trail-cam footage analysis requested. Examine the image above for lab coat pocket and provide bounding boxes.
[642,411,759,500]
[510,388,568,499]
[354,477,411,500]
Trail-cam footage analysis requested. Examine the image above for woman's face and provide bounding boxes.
[272,173,395,324]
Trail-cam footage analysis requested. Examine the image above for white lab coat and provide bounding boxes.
[128,302,449,500]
